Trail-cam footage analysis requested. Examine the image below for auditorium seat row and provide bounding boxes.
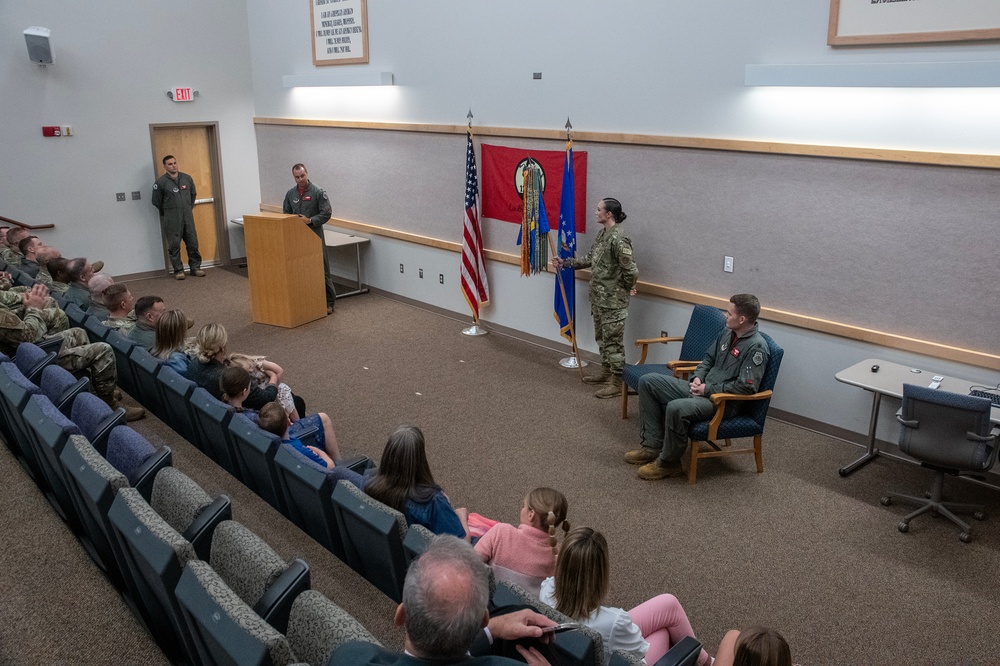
[0,349,383,665]
[13,304,700,666]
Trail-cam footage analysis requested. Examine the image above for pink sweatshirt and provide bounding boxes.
[474,523,556,579]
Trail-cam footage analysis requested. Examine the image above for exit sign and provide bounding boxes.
[172,87,193,102]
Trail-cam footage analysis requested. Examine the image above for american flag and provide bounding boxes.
[461,130,490,319]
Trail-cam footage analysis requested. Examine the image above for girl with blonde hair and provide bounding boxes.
[540,527,711,665]
[474,487,570,591]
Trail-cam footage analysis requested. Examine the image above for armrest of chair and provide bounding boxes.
[36,337,64,353]
[704,390,774,440]
[652,636,702,666]
[294,425,320,449]
[634,336,683,364]
[131,446,173,502]
[182,494,233,561]
[667,361,699,379]
[254,558,311,635]
[90,407,127,457]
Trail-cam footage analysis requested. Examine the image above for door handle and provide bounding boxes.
[193,198,215,205]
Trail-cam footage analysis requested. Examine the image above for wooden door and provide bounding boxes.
[150,124,229,269]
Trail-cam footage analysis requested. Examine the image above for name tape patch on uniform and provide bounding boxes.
[752,351,764,366]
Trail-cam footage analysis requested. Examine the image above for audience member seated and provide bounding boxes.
[150,309,193,373]
[0,281,60,315]
[49,257,94,309]
[714,627,791,666]
[256,400,341,468]
[44,257,70,295]
[0,226,9,259]
[3,228,29,265]
[85,273,115,321]
[101,284,137,332]
[222,368,342,464]
[0,283,143,421]
[35,246,63,287]
[228,352,301,423]
[475,488,570,589]
[330,534,555,665]
[186,322,302,413]
[126,295,164,349]
[365,425,471,540]
[539,527,711,666]
[17,236,43,278]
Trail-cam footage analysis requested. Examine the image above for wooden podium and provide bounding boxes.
[244,213,326,328]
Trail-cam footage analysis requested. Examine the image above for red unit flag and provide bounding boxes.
[481,144,587,233]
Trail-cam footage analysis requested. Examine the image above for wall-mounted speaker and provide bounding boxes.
[24,27,54,65]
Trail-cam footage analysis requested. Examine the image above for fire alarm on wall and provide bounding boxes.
[42,126,61,137]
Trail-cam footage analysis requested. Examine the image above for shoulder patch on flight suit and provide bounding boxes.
[152,183,158,189]
[752,351,764,366]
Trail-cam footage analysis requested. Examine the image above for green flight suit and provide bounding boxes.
[283,181,336,308]
[152,171,202,274]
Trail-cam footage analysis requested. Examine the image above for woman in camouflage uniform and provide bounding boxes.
[553,198,638,398]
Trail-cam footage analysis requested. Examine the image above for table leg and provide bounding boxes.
[333,242,370,299]
[839,390,882,477]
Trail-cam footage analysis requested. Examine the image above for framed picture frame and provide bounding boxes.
[828,0,1000,46]
[311,0,369,66]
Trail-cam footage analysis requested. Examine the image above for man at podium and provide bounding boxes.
[282,163,336,315]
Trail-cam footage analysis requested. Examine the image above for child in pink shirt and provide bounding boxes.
[474,488,570,591]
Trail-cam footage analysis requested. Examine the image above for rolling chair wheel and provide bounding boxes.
[880,496,892,507]
[924,491,932,499]
[897,522,909,533]
[973,511,986,521]
[959,532,972,543]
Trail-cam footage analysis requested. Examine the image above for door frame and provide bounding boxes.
[148,121,232,269]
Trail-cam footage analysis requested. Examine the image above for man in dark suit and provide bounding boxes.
[331,535,553,665]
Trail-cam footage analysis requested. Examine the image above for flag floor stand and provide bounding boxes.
[462,324,488,336]
[559,356,587,369]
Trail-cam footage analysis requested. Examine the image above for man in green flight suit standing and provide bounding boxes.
[152,155,204,280]
[552,197,638,399]
[283,163,336,314]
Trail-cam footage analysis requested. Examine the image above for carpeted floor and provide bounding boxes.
[1,265,997,665]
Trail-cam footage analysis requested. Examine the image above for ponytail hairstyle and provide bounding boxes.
[195,323,227,365]
[526,487,570,559]
[601,197,627,224]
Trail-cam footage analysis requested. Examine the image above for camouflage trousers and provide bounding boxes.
[592,306,627,377]
[48,328,117,400]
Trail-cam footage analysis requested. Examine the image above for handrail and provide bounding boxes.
[0,214,56,231]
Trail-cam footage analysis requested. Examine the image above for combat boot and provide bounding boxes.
[594,375,623,399]
[582,367,611,384]
[101,394,146,422]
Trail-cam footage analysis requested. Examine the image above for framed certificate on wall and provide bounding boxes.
[829,0,1000,46]
[311,0,369,66]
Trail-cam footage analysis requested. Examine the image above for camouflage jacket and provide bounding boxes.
[566,225,638,310]
[104,312,138,335]
[0,306,69,356]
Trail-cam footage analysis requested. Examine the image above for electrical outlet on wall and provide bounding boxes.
[439,274,444,284]
[724,256,734,273]
[419,269,424,278]
[399,264,404,273]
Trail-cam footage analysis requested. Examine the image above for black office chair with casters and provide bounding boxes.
[881,384,998,543]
